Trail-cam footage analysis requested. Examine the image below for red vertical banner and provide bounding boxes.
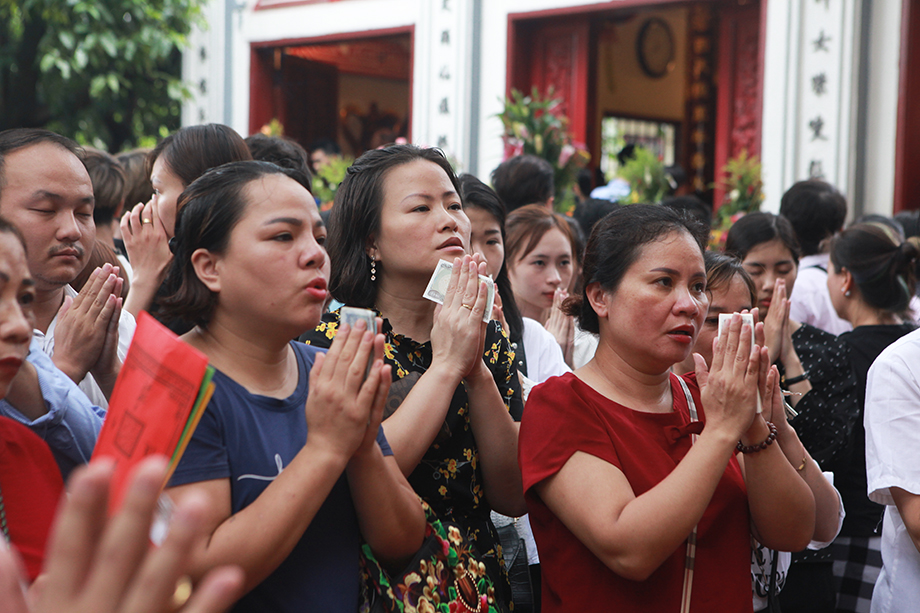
[714,1,763,209]
[511,19,591,145]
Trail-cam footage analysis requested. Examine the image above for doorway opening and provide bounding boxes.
[507,1,762,206]
[250,28,413,158]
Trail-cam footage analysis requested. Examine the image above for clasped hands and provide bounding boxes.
[695,311,794,444]
[52,263,124,399]
[430,254,492,384]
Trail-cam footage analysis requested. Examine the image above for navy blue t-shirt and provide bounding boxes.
[170,342,392,613]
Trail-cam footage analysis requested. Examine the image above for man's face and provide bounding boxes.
[310,149,332,172]
[0,142,95,292]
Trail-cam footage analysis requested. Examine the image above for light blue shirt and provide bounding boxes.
[0,336,105,480]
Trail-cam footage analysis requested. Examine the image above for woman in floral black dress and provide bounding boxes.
[301,145,526,612]
[726,212,859,613]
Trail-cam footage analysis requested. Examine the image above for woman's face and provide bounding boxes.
[594,231,707,373]
[741,238,798,316]
[694,274,754,368]
[207,174,328,335]
[373,160,471,282]
[466,206,504,280]
[0,233,35,398]
[150,156,186,237]
[507,227,573,314]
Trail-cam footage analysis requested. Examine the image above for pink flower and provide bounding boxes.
[503,138,524,161]
[558,143,575,168]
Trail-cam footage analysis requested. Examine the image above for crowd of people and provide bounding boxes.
[2,123,920,613]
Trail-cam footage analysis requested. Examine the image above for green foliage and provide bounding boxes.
[312,156,354,206]
[497,87,590,213]
[0,0,204,152]
[708,150,765,249]
[712,149,765,228]
[617,146,669,204]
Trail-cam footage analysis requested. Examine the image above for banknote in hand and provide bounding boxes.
[422,259,495,323]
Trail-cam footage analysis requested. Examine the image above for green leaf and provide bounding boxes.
[89,74,106,97]
[99,33,117,57]
[39,54,56,73]
[58,30,75,49]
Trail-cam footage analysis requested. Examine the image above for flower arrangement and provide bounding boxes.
[311,155,354,211]
[617,146,670,204]
[710,150,765,248]
[497,87,590,212]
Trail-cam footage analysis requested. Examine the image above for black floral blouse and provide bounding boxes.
[301,309,524,613]
[782,323,859,471]
[782,323,858,567]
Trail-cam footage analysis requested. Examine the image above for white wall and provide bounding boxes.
[184,0,905,216]
[860,0,902,216]
[761,0,900,217]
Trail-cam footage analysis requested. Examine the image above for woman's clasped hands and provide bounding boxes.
[761,278,793,365]
[545,288,575,365]
[695,312,770,444]
[305,317,392,461]
[430,254,491,383]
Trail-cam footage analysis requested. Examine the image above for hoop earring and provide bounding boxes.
[370,258,377,282]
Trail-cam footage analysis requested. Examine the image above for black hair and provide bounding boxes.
[147,124,252,189]
[724,212,801,265]
[245,134,313,186]
[159,160,311,328]
[327,145,460,307]
[576,167,593,198]
[779,179,847,256]
[490,155,555,212]
[829,222,920,313]
[458,173,524,344]
[116,148,154,210]
[661,195,713,231]
[0,129,84,198]
[851,214,904,239]
[566,215,586,293]
[572,198,619,238]
[704,250,756,306]
[0,217,28,254]
[563,204,708,334]
[894,209,920,240]
[308,138,342,156]
[83,147,126,226]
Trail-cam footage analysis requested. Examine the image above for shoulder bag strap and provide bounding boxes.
[676,376,698,613]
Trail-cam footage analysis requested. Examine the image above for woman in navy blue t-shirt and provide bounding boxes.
[160,161,425,613]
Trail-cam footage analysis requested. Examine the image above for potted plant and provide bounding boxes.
[497,87,590,213]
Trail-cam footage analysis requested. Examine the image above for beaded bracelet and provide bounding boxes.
[736,421,778,454]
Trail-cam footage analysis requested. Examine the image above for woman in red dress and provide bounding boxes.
[518,205,816,612]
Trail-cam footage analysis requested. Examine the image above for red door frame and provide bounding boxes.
[248,25,415,139]
[894,0,920,212]
[713,0,767,207]
[506,1,681,147]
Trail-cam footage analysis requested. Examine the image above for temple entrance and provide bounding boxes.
[507,0,763,204]
[249,28,412,157]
